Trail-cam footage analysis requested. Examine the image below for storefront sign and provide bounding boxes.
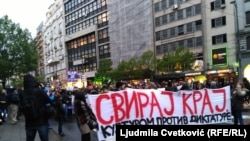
[67,70,80,82]
[212,48,227,66]
[185,72,202,76]
[206,68,233,74]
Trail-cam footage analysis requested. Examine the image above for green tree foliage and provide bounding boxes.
[96,59,112,77]
[138,50,156,80]
[0,15,38,88]
[95,59,113,83]
[158,47,195,73]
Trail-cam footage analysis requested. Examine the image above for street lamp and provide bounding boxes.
[230,1,242,80]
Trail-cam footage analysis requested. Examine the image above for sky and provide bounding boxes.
[0,0,54,37]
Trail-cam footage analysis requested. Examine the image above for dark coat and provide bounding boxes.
[231,88,248,111]
[20,74,51,127]
[0,92,8,109]
[54,97,65,120]
[74,92,91,134]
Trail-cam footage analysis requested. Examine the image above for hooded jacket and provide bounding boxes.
[20,74,51,127]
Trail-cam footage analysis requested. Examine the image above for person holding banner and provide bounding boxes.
[231,81,249,125]
[74,90,93,141]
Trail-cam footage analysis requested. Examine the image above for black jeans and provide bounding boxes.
[26,124,48,141]
[58,115,64,134]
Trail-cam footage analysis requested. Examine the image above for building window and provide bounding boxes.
[186,22,193,33]
[169,13,175,22]
[162,29,168,39]
[162,15,168,24]
[66,33,97,73]
[162,44,168,53]
[178,25,184,35]
[211,16,226,27]
[98,12,108,28]
[169,0,175,7]
[247,36,250,50]
[156,32,161,41]
[211,0,225,11]
[154,2,161,12]
[155,17,161,27]
[169,27,176,37]
[156,45,163,55]
[196,36,203,46]
[186,7,192,17]
[162,0,167,10]
[178,9,184,20]
[98,28,109,44]
[194,4,201,15]
[212,34,227,45]
[179,40,184,48]
[195,20,202,31]
[246,11,250,25]
[99,44,110,59]
[187,38,194,48]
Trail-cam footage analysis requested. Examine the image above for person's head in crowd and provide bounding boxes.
[180,82,191,90]
[23,74,39,89]
[116,81,126,90]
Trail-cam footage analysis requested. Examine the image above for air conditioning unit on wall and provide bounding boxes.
[220,4,226,9]
[172,4,179,10]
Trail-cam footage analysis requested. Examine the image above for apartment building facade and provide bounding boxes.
[34,22,45,77]
[43,0,66,87]
[35,0,244,87]
[63,0,109,85]
[153,0,237,85]
[235,0,250,81]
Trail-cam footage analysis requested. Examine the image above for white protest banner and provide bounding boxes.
[87,86,232,141]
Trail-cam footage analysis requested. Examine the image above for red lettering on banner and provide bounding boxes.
[182,90,214,115]
[192,90,203,114]
[94,87,228,125]
[111,93,125,123]
[161,91,174,116]
[96,90,173,125]
[201,89,213,114]
[213,89,226,112]
[182,92,194,115]
[124,91,139,119]
[150,91,163,118]
[96,94,113,124]
[137,92,149,118]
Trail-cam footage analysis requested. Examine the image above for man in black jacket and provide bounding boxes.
[20,74,51,141]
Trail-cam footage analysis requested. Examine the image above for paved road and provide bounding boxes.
[49,117,99,141]
[0,117,98,141]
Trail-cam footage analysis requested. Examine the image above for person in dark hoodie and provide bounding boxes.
[20,74,51,141]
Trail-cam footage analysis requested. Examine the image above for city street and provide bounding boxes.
[0,117,98,141]
[0,107,249,141]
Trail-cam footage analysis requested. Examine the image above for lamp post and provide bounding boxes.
[230,1,242,80]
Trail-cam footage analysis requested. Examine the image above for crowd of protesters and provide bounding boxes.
[0,76,250,141]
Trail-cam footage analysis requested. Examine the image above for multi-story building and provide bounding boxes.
[43,0,66,87]
[108,0,154,68]
[36,0,243,87]
[154,0,205,81]
[63,0,109,85]
[34,22,45,78]
[153,0,237,85]
[234,0,250,81]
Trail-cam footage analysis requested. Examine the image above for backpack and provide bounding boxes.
[21,89,43,120]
